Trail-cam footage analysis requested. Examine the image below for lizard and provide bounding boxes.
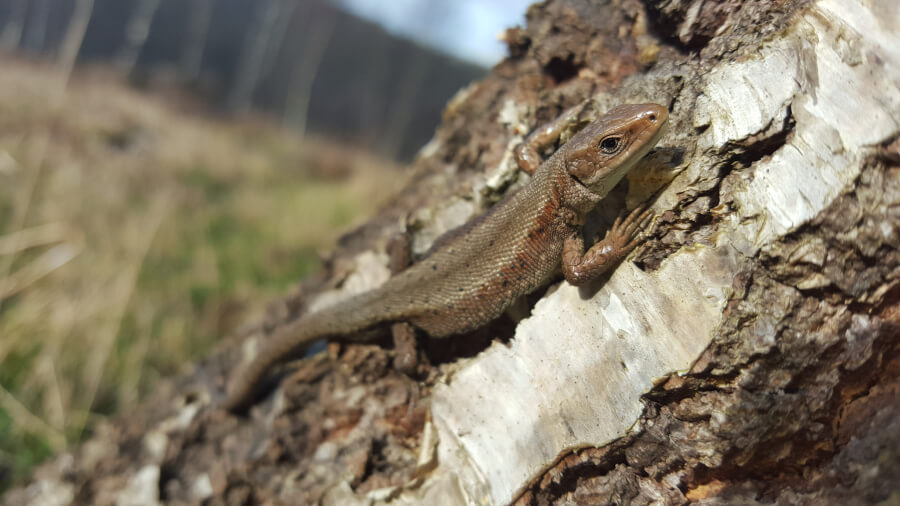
[222,102,668,413]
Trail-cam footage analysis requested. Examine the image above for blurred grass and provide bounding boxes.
[0,58,402,490]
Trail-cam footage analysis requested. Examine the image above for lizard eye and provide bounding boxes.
[598,136,622,154]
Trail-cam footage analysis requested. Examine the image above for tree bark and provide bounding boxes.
[4,0,899,505]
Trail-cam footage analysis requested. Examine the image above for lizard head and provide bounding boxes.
[563,103,668,198]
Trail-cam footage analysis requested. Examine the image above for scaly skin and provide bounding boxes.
[223,103,668,412]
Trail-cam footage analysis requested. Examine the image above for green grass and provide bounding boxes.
[0,59,401,492]
[0,409,54,490]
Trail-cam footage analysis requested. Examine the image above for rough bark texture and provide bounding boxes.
[5,0,899,505]
[516,157,900,506]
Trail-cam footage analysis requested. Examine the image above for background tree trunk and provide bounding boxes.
[178,0,215,83]
[4,0,898,505]
[21,0,50,53]
[116,0,161,74]
[55,0,93,92]
[282,6,335,137]
[255,0,298,86]
[0,0,29,53]
[226,0,283,115]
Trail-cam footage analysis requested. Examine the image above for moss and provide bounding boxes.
[0,409,53,492]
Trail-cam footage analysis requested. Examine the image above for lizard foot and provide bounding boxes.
[599,204,654,258]
[562,204,654,285]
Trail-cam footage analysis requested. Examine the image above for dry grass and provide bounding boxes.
[0,57,403,488]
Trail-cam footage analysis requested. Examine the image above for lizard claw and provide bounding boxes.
[607,204,654,256]
[562,204,655,286]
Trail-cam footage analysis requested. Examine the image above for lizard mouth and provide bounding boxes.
[570,172,590,190]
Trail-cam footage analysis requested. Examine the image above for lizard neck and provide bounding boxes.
[533,155,603,223]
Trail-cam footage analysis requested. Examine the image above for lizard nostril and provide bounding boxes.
[647,113,657,122]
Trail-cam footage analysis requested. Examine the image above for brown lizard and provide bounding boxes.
[223,102,668,412]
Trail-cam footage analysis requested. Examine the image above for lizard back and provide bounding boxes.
[373,156,597,336]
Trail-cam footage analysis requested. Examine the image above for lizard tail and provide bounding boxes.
[220,313,324,413]
[220,288,388,413]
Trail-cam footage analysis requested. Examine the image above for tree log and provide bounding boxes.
[4,0,898,504]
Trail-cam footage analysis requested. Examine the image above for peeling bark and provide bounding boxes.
[4,0,899,505]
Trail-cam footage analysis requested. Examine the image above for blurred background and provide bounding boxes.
[0,0,531,490]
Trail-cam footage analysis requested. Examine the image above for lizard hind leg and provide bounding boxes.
[386,231,426,376]
[391,322,420,375]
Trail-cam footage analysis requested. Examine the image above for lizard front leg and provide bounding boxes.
[562,205,653,285]
[515,102,590,175]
